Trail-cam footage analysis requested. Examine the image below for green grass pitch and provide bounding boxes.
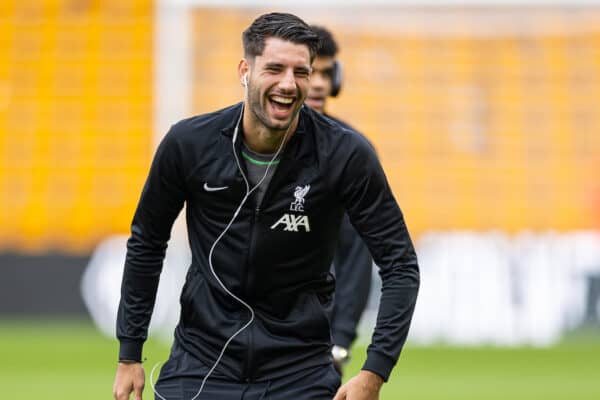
[0,319,598,399]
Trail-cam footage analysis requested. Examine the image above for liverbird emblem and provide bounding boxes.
[290,185,310,212]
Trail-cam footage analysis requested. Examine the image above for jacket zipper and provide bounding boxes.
[242,206,260,382]
[239,133,295,381]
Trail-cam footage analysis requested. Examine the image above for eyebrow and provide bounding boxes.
[265,62,285,69]
[264,62,310,74]
[313,66,333,73]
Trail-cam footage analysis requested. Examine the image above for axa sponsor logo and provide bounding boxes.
[270,214,311,232]
[271,185,311,232]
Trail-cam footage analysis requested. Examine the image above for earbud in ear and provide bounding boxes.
[242,73,248,87]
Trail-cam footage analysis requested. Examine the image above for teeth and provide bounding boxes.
[271,96,293,105]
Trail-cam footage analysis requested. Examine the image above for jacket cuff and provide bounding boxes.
[361,350,395,382]
[119,339,145,362]
[332,330,354,349]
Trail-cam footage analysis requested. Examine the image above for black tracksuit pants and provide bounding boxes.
[153,342,341,400]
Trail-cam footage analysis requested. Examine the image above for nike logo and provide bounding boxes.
[203,182,228,192]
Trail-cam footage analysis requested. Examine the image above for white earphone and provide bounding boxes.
[242,73,248,87]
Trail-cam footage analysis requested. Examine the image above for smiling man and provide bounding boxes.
[113,12,419,400]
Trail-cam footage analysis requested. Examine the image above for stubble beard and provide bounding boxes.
[248,85,300,134]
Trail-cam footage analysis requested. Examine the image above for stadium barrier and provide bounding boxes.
[82,230,600,346]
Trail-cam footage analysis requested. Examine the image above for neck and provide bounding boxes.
[242,109,299,154]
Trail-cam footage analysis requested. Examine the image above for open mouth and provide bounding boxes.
[268,94,296,117]
[305,96,325,109]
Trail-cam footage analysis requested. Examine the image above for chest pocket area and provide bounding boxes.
[190,175,247,219]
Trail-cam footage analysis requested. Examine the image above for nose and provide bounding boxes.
[278,68,296,93]
[311,72,326,90]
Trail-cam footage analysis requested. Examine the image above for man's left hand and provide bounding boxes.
[333,370,384,400]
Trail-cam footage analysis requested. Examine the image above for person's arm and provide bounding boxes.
[113,126,187,399]
[330,214,372,372]
[332,134,419,398]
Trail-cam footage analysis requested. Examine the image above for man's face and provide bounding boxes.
[245,37,312,132]
[305,56,335,114]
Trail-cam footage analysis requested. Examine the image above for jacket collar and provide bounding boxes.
[220,102,244,137]
[218,103,314,172]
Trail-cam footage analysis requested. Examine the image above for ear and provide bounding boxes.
[238,58,250,87]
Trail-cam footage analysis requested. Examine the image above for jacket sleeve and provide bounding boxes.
[334,134,419,381]
[330,213,373,349]
[116,126,187,362]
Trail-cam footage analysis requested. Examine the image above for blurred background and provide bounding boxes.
[1,0,599,399]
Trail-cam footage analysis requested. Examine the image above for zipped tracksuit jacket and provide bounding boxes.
[117,103,420,382]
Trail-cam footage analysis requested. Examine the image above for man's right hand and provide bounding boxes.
[113,361,145,400]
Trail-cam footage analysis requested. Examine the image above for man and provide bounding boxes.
[113,12,419,400]
[307,25,374,376]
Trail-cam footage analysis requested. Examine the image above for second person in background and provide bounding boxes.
[307,25,374,376]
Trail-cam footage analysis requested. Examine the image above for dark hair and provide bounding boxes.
[311,25,339,58]
[243,13,321,62]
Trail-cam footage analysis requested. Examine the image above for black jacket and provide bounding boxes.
[117,103,419,382]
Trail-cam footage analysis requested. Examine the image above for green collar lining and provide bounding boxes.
[242,151,281,166]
